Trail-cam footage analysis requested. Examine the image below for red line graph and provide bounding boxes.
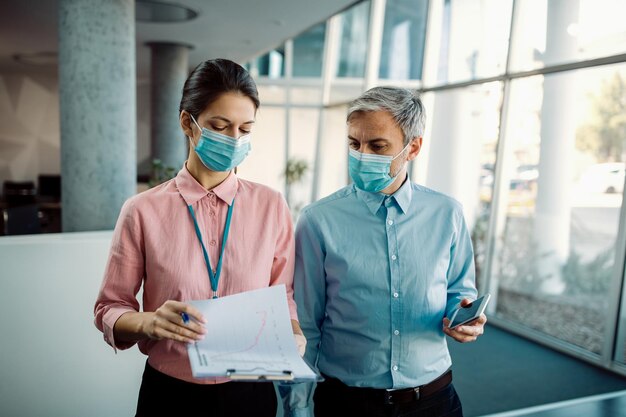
[210,310,268,361]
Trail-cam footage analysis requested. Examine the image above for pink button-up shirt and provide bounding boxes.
[94,165,297,383]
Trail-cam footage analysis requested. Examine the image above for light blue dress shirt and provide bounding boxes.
[281,179,477,416]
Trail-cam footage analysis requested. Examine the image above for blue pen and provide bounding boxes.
[181,312,190,324]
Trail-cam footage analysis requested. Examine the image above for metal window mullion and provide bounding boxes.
[311,14,342,203]
[364,0,387,90]
[481,80,512,312]
[284,40,293,203]
[604,185,626,366]
[473,0,517,304]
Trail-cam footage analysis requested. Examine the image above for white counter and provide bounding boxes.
[0,231,145,417]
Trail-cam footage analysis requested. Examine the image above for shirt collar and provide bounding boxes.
[392,177,412,214]
[175,164,239,207]
[354,176,413,215]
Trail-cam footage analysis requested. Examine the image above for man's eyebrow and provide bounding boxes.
[347,135,390,143]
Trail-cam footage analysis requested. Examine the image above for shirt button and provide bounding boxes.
[393,292,399,298]
[210,240,217,246]
[394,330,400,336]
[209,211,215,217]
[391,254,397,261]
[392,365,398,371]
[387,220,394,226]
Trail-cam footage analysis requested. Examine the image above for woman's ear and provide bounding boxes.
[180,110,194,139]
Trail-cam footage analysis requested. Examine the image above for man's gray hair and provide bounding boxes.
[347,86,426,145]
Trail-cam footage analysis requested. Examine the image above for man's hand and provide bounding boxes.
[442,298,487,343]
[291,319,307,356]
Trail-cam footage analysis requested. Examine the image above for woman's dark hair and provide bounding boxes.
[179,58,260,118]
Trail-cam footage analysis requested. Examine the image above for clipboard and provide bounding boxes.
[226,368,294,381]
[185,286,320,382]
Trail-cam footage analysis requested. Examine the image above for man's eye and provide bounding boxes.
[371,145,384,151]
[349,142,359,149]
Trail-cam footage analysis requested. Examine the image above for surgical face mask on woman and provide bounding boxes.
[189,114,251,172]
[348,141,411,193]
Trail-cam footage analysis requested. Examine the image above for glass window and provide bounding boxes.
[379,0,429,80]
[287,108,321,216]
[329,79,365,106]
[336,1,371,78]
[421,83,503,288]
[317,105,349,199]
[509,0,626,72]
[250,47,285,79]
[237,107,286,193]
[290,86,323,105]
[491,65,626,354]
[425,0,513,85]
[293,23,326,78]
[257,84,287,104]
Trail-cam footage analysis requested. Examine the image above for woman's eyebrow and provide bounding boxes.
[209,116,255,124]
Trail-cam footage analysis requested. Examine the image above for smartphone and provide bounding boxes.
[449,293,491,329]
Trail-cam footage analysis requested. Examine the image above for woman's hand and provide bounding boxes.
[115,300,207,345]
[143,300,207,343]
[442,299,487,343]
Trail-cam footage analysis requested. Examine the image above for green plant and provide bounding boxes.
[496,217,554,295]
[284,158,309,186]
[561,248,615,295]
[148,159,177,188]
[283,158,310,218]
[470,208,490,288]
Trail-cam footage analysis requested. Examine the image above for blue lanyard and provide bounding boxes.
[187,199,234,299]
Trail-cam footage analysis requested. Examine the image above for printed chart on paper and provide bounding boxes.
[186,285,317,380]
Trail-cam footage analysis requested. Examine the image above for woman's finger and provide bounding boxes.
[155,317,205,342]
[159,309,207,336]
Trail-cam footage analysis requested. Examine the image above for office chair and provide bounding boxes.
[3,204,41,235]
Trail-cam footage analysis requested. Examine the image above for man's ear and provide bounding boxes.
[180,110,194,138]
[407,137,422,161]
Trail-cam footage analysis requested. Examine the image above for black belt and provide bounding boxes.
[322,370,453,405]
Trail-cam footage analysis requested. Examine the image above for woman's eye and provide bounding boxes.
[240,129,251,135]
[212,125,227,131]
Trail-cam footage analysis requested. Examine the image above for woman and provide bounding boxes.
[94,58,305,416]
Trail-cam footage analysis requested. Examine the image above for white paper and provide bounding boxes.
[186,285,318,381]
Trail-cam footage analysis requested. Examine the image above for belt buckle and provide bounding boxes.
[383,387,420,405]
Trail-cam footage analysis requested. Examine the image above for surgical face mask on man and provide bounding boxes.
[189,114,251,172]
[348,141,411,193]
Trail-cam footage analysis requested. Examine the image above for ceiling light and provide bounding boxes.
[136,1,198,23]
[13,52,57,66]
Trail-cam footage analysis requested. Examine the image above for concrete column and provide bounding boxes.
[534,0,579,294]
[58,0,136,232]
[148,42,190,169]
[426,89,481,230]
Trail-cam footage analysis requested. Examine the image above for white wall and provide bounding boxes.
[0,231,145,417]
[0,70,153,188]
[0,72,60,184]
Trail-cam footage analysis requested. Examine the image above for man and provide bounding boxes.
[282,87,486,417]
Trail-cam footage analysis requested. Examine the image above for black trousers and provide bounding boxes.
[314,376,463,417]
[135,361,277,417]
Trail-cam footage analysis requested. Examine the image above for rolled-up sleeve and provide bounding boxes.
[94,198,145,351]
